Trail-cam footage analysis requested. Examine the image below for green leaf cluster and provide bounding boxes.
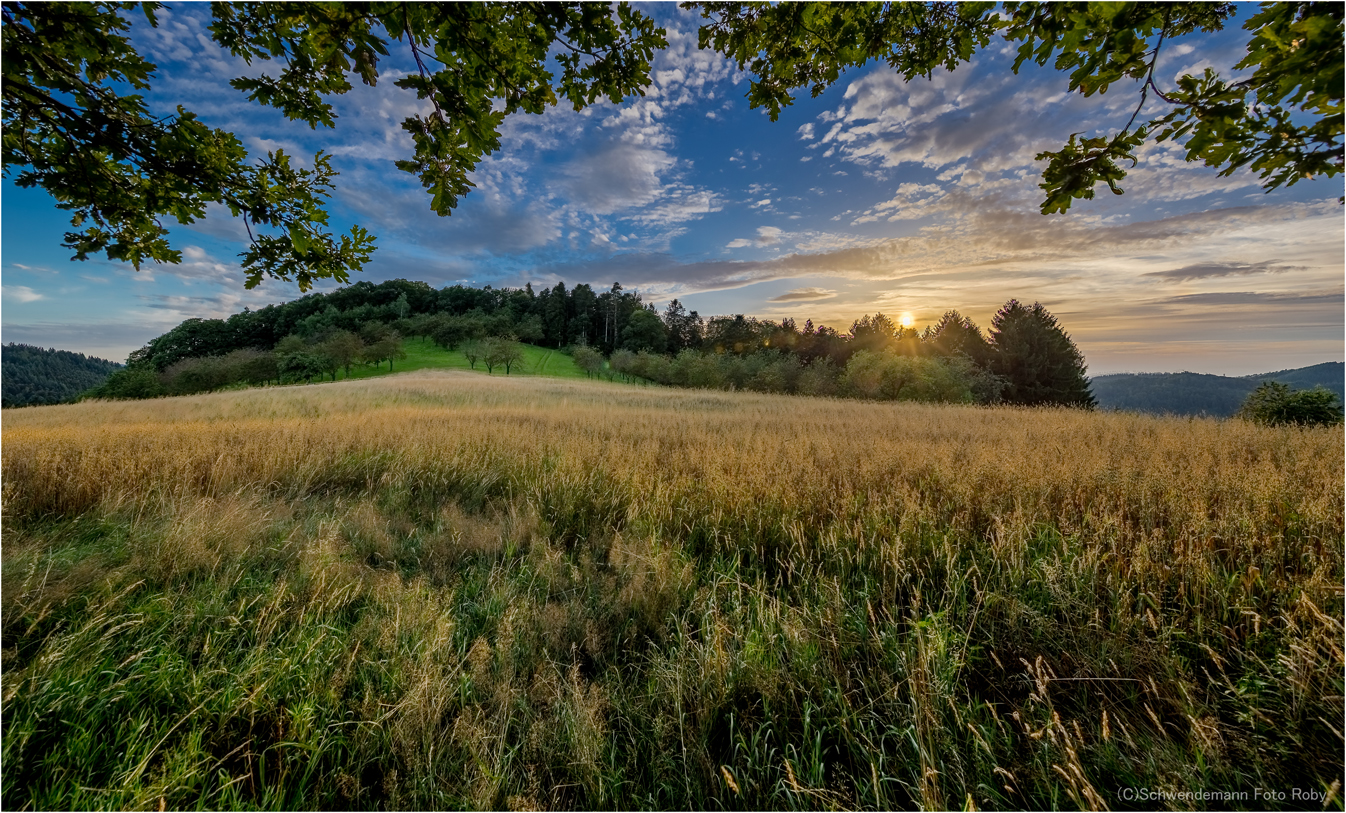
[688,1,1342,213]
[2,2,664,287]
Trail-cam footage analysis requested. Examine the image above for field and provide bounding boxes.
[3,371,1343,810]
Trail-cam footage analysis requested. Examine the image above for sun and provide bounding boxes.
[900,312,915,329]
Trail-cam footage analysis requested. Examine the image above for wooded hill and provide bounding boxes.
[1091,362,1344,417]
[1,343,122,408]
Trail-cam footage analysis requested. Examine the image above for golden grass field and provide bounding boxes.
[3,371,1343,809]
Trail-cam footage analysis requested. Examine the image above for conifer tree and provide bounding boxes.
[988,300,1095,408]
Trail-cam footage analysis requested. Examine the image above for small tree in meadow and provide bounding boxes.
[462,340,484,370]
[1238,382,1343,427]
[484,336,524,374]
[571,345,604,378]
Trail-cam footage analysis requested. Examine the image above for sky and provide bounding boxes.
[2,3,1342,376]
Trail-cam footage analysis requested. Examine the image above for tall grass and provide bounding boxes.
[3,371,1342,809]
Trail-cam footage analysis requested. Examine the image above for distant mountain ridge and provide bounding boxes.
[1,343,123,408]
[1091,361,1344,417]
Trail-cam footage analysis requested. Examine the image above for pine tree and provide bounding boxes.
[988,300,1095,408]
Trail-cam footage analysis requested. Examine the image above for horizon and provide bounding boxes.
[2,4,1342,376]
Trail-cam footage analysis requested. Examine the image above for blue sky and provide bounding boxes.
[2,3,1342,375]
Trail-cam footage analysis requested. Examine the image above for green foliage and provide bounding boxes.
[1,343,123,407]
[840,351,975,402]
[85,366,163,400]
[988,299,1095,408]
[2,2,664,287]
[1238,381,1344,426]
[619,307,668,353]
[1,3,374,289]
[571,345,605,378]
[688,1,1343,212]
[484,336,525,375]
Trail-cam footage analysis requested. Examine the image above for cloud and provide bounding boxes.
[2,286,45,303]
[0,320,181,363]
[726,226,786,249]
[1150,290,1344,308]
[769,287,837,302]
[1143,261,1303,281]
[560,142,676,215]
[627,188,724,226]
[541,198,1343,299]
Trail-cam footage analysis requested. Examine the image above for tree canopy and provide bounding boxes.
[3,2,1338,287]
[2,1,665,289]
[690,1,1342,213]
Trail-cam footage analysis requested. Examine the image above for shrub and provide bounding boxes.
[1238,382,1344,427]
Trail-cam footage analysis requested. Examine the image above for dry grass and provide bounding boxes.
[2,370,1342,810]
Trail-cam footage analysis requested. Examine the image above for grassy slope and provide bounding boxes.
[3,375,1342,811]
[340,339,593,382]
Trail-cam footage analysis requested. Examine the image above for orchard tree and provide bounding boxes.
[987,299,1095,408]
[461,340,484,371]
[483,336,524,375]
[321,331,365,379]
[571,344,604,378]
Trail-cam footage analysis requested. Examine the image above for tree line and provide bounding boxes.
[1,343,123,408]
[99,279,1094,408]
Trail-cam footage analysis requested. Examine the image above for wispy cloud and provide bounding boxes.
[1142,261,1302,281]
[769,287,837,302]
[2,285,45,303]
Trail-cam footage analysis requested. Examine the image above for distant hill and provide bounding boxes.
[1091,361,1344,417]
[1,343,123,408]
[1243,361,1346,396]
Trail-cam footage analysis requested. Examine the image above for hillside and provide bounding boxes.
[3,374,1341,810]
[1,343,123,408]
[1091,361,1344,416]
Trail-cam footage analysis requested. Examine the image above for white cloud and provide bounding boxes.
[2,286,45,303]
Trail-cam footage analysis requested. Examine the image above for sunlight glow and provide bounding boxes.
[900,312,915,329]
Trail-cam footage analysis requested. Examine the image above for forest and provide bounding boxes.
[1,343,122,408]
[90,279,1094,409]
[1091,363,1345,417]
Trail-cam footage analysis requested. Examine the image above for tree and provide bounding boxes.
[484,336,524,375]
[321,331,365,379]
[849,313,902,354]
[461,340,484,371]
[364,333,406,372]
[571,344,604,378]
[620,307,668,353]
[2,2,665,288]
[279,352,325,384]
[1238,381,1343,426]
[662,299,702,353]
[689,2,1342,213]
[987,299,1095,408]
[924,310,993,367]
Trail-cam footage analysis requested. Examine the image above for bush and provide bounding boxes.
[85,366,163,399]
[1238,382,1344,427]
[839,351,974,403]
